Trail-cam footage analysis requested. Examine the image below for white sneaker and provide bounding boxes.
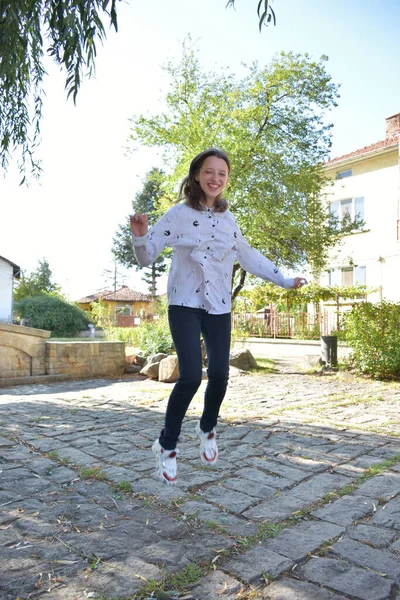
[196,422,218,465]
[152,440,179,485]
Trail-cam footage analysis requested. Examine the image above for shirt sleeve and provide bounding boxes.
[233,220,294,289]
[131,207,176,267]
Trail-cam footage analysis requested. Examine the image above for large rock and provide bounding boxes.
[229,349,257,371]
[140,361,160,379]
[147,353,168,365]
[159,355,179,383]
[125,347,146,367]
[125,364,142,374]
[300,354,322,371]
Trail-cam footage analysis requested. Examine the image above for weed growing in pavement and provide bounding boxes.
[79,466,108,481]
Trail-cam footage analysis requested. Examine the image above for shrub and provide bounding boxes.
[105,326,140,347]
[15,294,91,337]
[342,301,400,379]
[105,317,173,356]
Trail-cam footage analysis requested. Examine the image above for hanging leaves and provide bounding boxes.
[0,0,120,180]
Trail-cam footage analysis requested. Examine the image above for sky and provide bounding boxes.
[1,0,400,301]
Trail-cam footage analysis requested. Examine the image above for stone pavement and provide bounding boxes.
[1,366,400,600]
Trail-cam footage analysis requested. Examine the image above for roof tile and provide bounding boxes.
[325,135,399,166]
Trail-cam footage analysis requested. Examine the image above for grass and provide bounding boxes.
[79,467,108,481]
[250,357,276,374]
[115,480,132,493]
[119,562,204,600]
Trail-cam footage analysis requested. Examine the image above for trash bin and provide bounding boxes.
[320,335,338,367]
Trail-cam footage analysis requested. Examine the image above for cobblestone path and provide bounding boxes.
[1,368,400,600]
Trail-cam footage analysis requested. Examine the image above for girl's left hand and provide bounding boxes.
[292,277,308,289]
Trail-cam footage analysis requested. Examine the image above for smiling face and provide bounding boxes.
[195,156,229,207]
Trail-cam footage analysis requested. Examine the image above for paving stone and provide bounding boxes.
[219,444,265,461]
[290,472,354,502]
[222,476,278,499]
[223,545,293,584]
[348,524,397,548]
[302,557,394,600]
[371,497,400,529]
[330,538,400,583]
[46,465,80,484]
[371,446,400,460]
[357,473,400,501]
[202,485,256,513]
[236,466,293,489]
[242,492,308,522]
[333,455,386,477]
[263,520,344,562]
[327,443,375,460]
[246,457,310,482]
[184,534,235,562]
[177,469,223,489]
[181,500,258,537]
[263,577,349,599]
[188,569,244,599]
[312,495,375,526]
[274,452,329,473]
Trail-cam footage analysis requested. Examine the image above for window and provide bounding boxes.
[115,306,131,316]
[336,169,352,179]
[328,266,366,287]
[330,197,364,225]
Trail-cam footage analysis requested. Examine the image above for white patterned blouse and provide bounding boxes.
[131,203,294,315]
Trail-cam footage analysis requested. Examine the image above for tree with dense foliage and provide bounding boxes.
[14,258,62,301]
[128,41,361,299]
[0,0,118,180]
[112,167,169,298]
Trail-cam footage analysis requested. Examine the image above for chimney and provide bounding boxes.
[385,112,400,138]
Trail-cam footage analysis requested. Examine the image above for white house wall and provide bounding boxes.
[0,259,13,323]
[323,148,400,303]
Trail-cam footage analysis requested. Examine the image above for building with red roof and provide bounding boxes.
[319,112,400,305]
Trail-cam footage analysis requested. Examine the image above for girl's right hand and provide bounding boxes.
[130,214,148,237]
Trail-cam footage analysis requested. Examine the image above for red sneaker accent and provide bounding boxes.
[202,449,217,463]
[162,471,177,482]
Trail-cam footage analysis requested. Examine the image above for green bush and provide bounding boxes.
[105,317,173,356]
[342,301,400,379]
[15,294,90,337]
[105,326,140,347]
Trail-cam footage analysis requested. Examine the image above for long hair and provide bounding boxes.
[177,148,230,213]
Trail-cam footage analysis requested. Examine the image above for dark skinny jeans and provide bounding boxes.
[159,305,231,450]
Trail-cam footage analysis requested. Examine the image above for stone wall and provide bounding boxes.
[0,324,125,382]
[0,323,50,378]
[46,341,125,377]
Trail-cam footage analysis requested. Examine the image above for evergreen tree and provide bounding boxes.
[112,168,169,298]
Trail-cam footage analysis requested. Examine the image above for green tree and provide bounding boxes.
[0,0,118,180]
[14,258,62,301]
[112,167,169,298]
[128,41,361,299]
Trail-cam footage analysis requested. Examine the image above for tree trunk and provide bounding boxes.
[232,265,247,301]
[150,263,157,299]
